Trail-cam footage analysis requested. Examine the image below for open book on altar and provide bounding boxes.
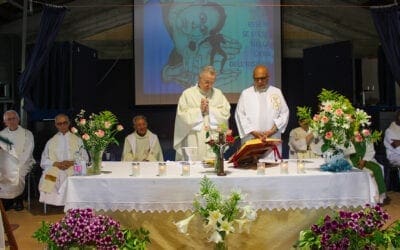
[229,138,281,167]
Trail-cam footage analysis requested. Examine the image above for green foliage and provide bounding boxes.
[296,106,312,122]
[194,177,242,223]
[32,221,58,250]
[121,228,151,250]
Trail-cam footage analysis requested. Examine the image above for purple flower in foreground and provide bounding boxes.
[48,208,125,248]
[299,204,393,249]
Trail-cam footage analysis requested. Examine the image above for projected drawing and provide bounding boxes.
[136,0,280,104]
[160,0,241,88]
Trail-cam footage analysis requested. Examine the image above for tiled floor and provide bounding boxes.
[6,192,400,249]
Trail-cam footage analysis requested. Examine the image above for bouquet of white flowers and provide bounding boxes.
[174,177,257,249]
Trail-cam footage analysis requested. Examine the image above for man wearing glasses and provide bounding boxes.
[235,65,289,160]
[0,110,35,211]
[39,113,88,206]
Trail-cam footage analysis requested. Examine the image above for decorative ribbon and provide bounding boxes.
[272,145,282,161]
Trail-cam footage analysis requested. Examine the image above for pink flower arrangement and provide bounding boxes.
[71,110,124,153]
[308,89,380,152]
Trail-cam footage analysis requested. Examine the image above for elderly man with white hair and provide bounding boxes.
[0,110,35,211]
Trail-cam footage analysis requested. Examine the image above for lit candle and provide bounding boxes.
[158,162,167,176]
[181,162,190,176]
[131,162,140,177]
[257,162,266,175]
[280,161,289,174]
[297,160,305,174]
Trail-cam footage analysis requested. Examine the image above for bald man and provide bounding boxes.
[235,65,289,160]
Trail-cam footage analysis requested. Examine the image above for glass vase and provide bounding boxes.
[214,242,227,250]
[87,149,104,175]
[214,233,227,250]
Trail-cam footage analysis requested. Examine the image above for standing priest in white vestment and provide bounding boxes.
[384,110,400,166]
[39,114,88,206]
[0,110,35,211]
[122,115,164,161]
[235,65,289,159]
[174,65,231,161]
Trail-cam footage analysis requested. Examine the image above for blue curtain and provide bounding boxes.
[30,42,71,110]
[371,5,400,84]
[18,6,66,112]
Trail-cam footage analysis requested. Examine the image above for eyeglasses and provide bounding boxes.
[56,121,69,126]
[253,76,269,82]
[4,117,17,121]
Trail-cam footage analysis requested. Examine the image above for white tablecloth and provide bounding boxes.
[64,159,378,212]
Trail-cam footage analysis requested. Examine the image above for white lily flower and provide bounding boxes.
[219,219,235,235]
[208,230,223,243]
[241,205,257,221]
[174,214,195,234]
[208,210,223,222]
[235,219,248,233]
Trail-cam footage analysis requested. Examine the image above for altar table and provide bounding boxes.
[64,160,378,249]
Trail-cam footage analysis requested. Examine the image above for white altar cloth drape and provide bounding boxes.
[64,159,377,212]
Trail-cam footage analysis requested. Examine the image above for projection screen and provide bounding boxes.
[134,0,281,105]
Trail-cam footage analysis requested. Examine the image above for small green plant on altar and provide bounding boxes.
[33,208,151,250]
[174,176,257,248]
[294,204,400,249]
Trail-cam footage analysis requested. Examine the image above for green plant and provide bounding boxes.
[296,106,312,122]
[121,228,151,250]
[295,204,400,249]
[32,221,58,250]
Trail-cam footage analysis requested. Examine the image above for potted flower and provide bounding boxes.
[33,208,151,250]
[295,204,400,249]
[71,110,123,175]
[174,176,257,249]
[205,124,238,176]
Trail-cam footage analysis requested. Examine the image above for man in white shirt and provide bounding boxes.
[384,111,400,165]
[235,65,289,159]
[0,110,35,211]
[122,115,164,161]
[173,65,231,161]
[38,114,88,206]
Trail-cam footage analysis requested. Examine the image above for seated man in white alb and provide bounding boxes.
[122,115,164,161]
[288,116,320,159]
[0,110,35,211]
[384,110,400,166]
[39,114,88,206]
